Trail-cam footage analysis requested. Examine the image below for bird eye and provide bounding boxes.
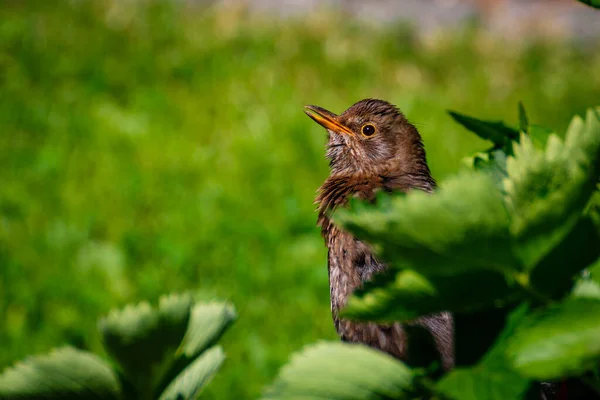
[361,124,376,137]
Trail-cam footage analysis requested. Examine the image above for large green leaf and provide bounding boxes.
[98,293,193,397]
[506,298,600,379]
[342,268,522,322]
[262,342,414,399]
[578,0,600,8]
[505,108,600,269]
[158,346,225,400]
[179,302,237,358]
[448,111,519,147]
[438,305,530,400]
[0,347,122,400]
[155,302,236,396]
[335,172,518,276]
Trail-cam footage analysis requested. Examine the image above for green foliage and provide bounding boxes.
[267,102,600,398]
[506,110,600,269]
[261,342,414,399]
[448,111,519,148]
[180,303,237,358]
[0,294,235,400]
[507,298,600,380]
[338,172,517,276]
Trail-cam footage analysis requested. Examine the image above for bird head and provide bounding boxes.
[305,99,433,191]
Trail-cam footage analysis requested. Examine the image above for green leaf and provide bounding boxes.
[335,171,518,276]
[507,298,600,379]
[155,301,236,397]
[179,302,237,358]
[438,305,530,400]
[0,347,122,400]
[528,124,553,149]
[262,342,414,399]
[578,0,600,8]
[98,293,193,397]
[158,346,225,400]
[448,110,519,147]
[343,268,521,322]
[505,109,600,269]
[572,279,600,299]
[518,102,529,133]
[463,148,509,187]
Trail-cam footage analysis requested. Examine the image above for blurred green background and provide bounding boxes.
[1,1,599,398]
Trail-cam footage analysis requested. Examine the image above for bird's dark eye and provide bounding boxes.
[361,124,376,137]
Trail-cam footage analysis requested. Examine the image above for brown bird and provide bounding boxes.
[304,98,454,370]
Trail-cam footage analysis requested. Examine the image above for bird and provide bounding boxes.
[304,98,454,370]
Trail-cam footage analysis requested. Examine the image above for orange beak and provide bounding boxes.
[304,105,354,136]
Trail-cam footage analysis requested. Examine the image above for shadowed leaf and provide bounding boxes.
[98,293,192,396]
[343,269,522,322]
[519,102,529,133]
[438,305,530,400]
[530,217,600,297]
[448,111,519,147]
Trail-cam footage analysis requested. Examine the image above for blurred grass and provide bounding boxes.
[0,1,599,398]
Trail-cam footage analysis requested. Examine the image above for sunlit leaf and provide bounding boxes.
[0,347,122,400]
[572,279,600,299]
[507,298,600,379]
[179,302,236,358]
[158,346,225,400]
[335,172,518,276]
[262,342,414,399]
[155,301,236,397]
[505,109,600,269]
